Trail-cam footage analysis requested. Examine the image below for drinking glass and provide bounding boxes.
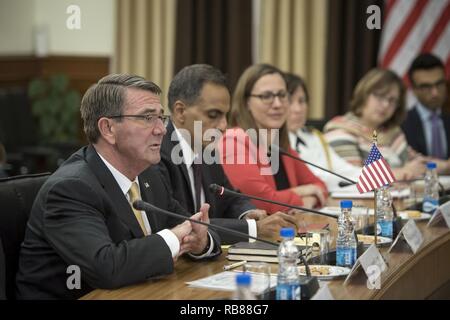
[243,262,272,300]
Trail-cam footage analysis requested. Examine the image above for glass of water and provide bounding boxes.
[352,205,370,235]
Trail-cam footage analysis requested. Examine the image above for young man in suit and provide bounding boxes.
[15,74,220,299]
[402,53,450,173]
[158,64,299,244]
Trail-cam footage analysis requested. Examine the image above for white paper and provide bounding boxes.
[331,185,409,199]
[389,219,423,254]
[359,244,387,274]
[427,201,450,228]
[186,271,277,294]
[401,219,423,253]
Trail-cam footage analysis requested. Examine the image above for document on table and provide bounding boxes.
[186,271,277,294]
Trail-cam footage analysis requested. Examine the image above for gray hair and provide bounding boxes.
[168,64,228,111]
[81,74,161,143]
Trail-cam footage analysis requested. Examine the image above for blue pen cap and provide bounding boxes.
[427,162,437,169]
[280,227,295,238]
[236,273,251,286]
[340,200,353,209]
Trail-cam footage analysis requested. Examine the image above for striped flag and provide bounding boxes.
[378,0,450,85]
[356,144,396,194]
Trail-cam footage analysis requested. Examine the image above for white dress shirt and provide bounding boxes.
[289,128,361,192]
[173,125,257,239]
[98,153,180,258]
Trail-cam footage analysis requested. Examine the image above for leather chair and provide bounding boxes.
[0,173,50,300]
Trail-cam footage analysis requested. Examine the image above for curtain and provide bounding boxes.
[115,0,176,107]
[325,0,384,119]
[257,0,328,120]
[174,0,253,91]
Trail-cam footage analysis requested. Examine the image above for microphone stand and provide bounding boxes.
[209,184,338,219]
[134,199,319,299]
[270,145,401,224]
[270,145,357,185]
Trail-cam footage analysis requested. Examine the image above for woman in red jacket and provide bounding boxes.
[219,64,327,213]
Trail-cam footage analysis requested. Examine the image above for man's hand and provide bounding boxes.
[170,220,193,261]
[180,203,210,255]
[244,209,268,221]
[256,212,299,241]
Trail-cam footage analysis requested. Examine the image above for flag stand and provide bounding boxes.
[373,131,378,248]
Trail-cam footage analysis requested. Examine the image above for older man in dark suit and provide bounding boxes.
[158,64,299,244]
[15,74,220,299]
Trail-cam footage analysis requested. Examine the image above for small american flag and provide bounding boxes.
[356,144,396,194]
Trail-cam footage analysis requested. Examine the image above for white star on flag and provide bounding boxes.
[356,144,396,193]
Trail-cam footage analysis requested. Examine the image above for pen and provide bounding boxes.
[223,260,247,271]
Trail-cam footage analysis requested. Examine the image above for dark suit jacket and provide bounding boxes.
[157,122,255,244]
[402,106,450,158]
[15,145,220,299]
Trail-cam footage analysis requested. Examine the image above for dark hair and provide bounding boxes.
[284,73,309,103]
[350,68,406,128]
[168,64,228,111]
[408,53,445,86]
[81,74,161,143]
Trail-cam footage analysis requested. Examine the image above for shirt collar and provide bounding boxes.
[173,124,200,169]
[416,102,441,121]
[97,152,139,195]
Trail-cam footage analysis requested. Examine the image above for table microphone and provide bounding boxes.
[209,184,338,219]
[269,144,357,185]
[134,200,277,247]
[133,199,319,299]
[268,145,402,218]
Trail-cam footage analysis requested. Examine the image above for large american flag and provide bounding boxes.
[379,0,450,85]
[356,144,396,193]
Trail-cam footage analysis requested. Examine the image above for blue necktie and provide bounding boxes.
[430,113,445,159]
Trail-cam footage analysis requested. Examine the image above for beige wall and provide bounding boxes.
[0,0,116,56]
[0,0,35,54]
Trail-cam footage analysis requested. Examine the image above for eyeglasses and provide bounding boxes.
[249,91,288,105]
[108,114,170,127]
[414,79,446,92]
[372,92,399,107]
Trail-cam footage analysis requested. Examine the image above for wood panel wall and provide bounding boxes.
[0,55,110,94]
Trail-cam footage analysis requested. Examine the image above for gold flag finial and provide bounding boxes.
[372,130,378,144]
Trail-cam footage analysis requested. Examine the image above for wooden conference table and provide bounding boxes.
[81,197,450,300]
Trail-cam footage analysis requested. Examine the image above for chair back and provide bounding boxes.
[0,173,50,300]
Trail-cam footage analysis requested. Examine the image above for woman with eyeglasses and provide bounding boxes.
[219,64,327,213]
[285,73,361,191]
[323,68,427,180]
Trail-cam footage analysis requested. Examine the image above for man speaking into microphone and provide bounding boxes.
[16,74,220,300]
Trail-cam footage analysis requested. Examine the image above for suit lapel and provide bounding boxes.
[84,145,144,238]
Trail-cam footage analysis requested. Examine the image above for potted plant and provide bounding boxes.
[27,74,81,169]
[28,74,81,144]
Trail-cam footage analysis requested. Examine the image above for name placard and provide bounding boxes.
[427,201,450,228]
[343,244,387,288]
[311,283,335,300]
[389,219,423,254]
